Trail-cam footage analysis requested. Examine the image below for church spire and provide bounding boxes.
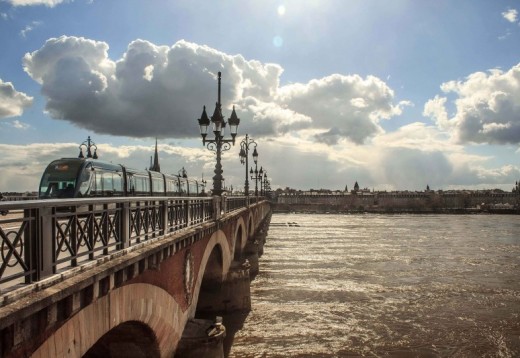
[354,181,359,192]
[150,138,161,172]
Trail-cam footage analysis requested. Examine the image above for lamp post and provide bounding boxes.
[260,170,267,196]
[250,165,263,197]
[197,72,240,196]
[262,171,270,197]
[239,134,258,197]
[260,171,264,196]
[201,173,207,195]
[78,136,98,159]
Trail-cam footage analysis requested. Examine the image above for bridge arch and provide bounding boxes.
[84,320,159,357]
[191,229,231,318]
[233,217,246,261]
[32,284,184,357]
[248,213,254,236]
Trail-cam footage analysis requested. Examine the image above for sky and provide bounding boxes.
[0,0,519,193]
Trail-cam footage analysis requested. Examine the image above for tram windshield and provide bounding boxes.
[39,160,83,198]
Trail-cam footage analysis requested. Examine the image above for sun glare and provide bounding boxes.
[277,5,286,16]
[273,36,284,47]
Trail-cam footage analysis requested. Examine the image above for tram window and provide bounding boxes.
[144,177,150,193]
[134,175,149,195]
[113,173,123,194]
[102,172,114,194]
[77,167,92,197]
[188,180,198,196]
[152,177,164,194]
[179,179,188,195]
[127,175,136,195]
[175,179,181,194]
[134,176,144,193]
[43,182,57,197]
[166,178,176,195]
[92,172,103,196]
[39,160,82,198]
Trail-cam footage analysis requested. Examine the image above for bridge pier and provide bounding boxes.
[177,260,251,357]
[244,211,271,279]
[244,243,260,279]
[195,259,252,315]
[174,318,226,358]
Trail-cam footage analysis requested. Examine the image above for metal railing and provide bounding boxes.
[225,195,265,213]
[0,195,259,293]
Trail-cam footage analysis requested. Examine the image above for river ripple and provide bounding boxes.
[229,214,520,357]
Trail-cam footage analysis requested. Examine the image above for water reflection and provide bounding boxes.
[222,312,250,357]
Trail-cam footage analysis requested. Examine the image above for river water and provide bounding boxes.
[228,214,520,357]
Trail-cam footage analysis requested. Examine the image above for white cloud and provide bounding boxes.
[24,37,406,143]
[502,9,518,23]
[0,78,33,119]
[372,122,455,152]
[423,95,451,130]
[11,120,31,129]
[6,0,67,7]
[20,21,43,38]
[276,74,408,144]
[425,63,520,144]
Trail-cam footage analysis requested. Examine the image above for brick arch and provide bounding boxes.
[189,229,231,318]
[32,284,185,358]
[84,320,159,357]
[232,217,246,261]
[247,213,254,236]
[254,208,260,231]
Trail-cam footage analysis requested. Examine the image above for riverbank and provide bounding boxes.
[271,203,520,215]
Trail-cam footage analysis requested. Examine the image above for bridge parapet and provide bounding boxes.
[0,196,263,294]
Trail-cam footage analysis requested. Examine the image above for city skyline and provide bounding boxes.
[0,0,519,192]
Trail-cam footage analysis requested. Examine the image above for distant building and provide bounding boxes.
[276,183,520,213]
[150,139,161,172]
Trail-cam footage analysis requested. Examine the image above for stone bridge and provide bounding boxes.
[0,196,271,357]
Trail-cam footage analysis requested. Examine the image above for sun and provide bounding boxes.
[277,5,286,16]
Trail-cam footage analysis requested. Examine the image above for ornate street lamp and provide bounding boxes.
[78,136,98,159]
[238,134,258,197]
[179,167,188,178]
[250,165,263,197]
[262,171,270,197]
[197,72,240,196]
[200,173,207,195]
[260,170,268,196]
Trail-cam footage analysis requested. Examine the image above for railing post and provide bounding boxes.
[38,206,54,279]
[135,201,141,243]
[24,208,37,283]
[200,198,204,223]
[120,202,130,249]
[88,204,94,260]
[102,203,109,255]
[222,196,228,214]
[185,199,190,227]
[160,199,168,235]
[213,196,221,220]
